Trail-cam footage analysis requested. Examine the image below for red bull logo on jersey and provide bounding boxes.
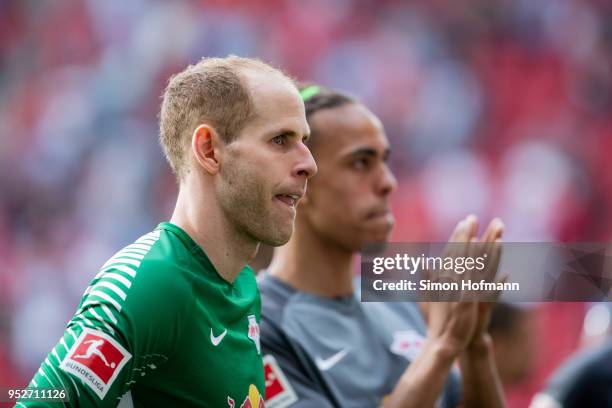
[248,315,261,354]
[228,385,265,408]
[60,328,131,399]
[240,384,265,408]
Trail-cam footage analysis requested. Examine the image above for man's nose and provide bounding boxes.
[377,164,397,196]
[293,143,318,179]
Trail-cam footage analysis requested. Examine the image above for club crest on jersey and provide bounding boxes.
[248,315,261,354]
[390,330,424,361]
[264,355,298,408]
[60,328,131,399]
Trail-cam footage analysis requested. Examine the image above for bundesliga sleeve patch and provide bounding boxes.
[263,355,298,408]
[60,328,131,399]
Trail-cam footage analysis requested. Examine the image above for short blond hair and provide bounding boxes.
[159,56,290,179]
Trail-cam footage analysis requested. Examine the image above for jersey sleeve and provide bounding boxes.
[18,256,192,408]
[261,316,337,408]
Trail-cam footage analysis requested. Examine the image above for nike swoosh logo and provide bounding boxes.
[210,328,227,346]
[315,349,349,371]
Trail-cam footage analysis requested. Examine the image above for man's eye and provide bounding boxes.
[353,158,369,170]
[272,135,286,145]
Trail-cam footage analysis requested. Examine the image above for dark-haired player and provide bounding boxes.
[259,85,505,408]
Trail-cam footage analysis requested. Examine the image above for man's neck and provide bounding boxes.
[268,226,355,298]
[170,185,259,284]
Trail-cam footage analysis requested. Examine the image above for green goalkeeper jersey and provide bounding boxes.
[20,222,266,408]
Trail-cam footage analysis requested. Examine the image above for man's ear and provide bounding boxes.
[192,124,221,174]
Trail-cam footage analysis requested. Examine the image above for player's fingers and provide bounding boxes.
[480,218,505,243]
[457,215,478,243]
[465,237,480,283]
[449,218,468,242]
[445,218,468,265]
[467,215,480,241]
[484,239,503,285]
[449,215,478,242]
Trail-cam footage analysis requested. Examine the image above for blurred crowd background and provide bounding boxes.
[0,0,611,406]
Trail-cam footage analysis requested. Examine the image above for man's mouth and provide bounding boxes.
[366,207,392,219]
[275,193,302,208]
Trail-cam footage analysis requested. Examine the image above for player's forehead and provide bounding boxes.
[313,103,389,157]
[241,69,308,136]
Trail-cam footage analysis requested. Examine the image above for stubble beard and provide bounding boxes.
[217,160,293,247]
